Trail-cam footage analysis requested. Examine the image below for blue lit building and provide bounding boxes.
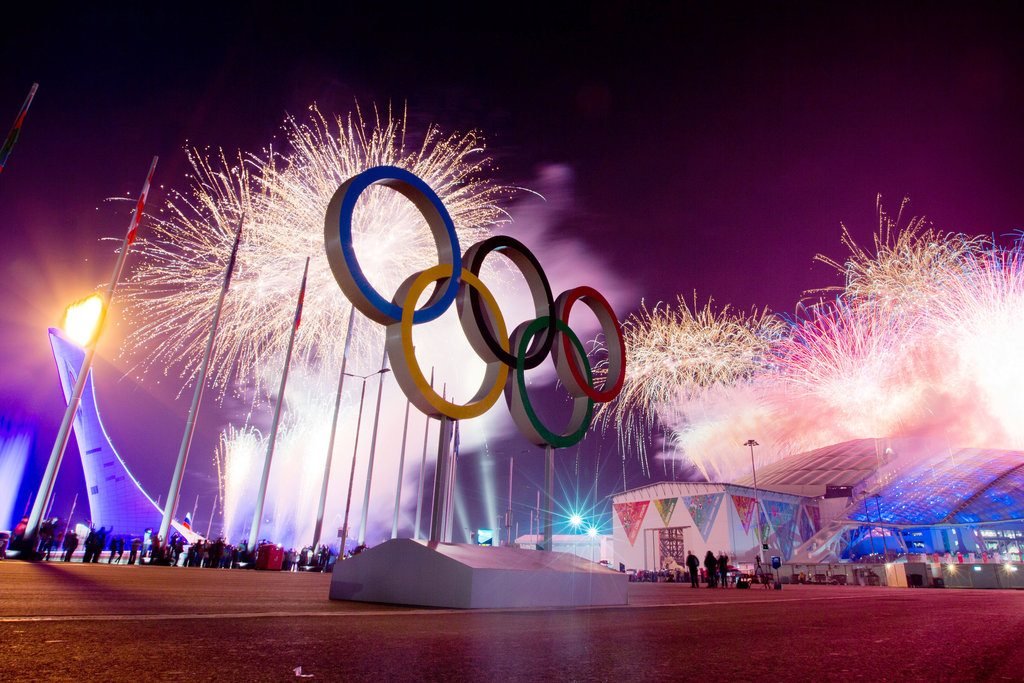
[748,439,1024,563]
[49,328,193,540]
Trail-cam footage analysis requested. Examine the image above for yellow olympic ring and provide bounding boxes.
[386,264,510,420]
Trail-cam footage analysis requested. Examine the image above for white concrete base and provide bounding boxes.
[329,538,628,609]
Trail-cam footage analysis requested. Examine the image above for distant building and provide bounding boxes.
[611,481,813,572]
[612,438,1024,571]
[513,533,613,565]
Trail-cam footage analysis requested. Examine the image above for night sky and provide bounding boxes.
[2,4,1023,536]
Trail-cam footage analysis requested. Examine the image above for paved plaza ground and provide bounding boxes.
[1,561,1022,681]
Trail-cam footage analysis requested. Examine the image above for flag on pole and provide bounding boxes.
[0,83,39,173]
[125,156,159,245]
[294,258,309,330]
[182,511,192,531]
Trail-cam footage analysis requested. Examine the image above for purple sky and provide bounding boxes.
[2,5,1023,533]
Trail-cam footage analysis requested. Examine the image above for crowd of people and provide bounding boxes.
[630,550,735,586]
[2,515,337,572]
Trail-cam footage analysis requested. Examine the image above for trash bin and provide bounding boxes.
[255,544,284,570]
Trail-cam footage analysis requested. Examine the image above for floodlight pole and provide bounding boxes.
[357,347,390,546]
[390,398,412,539]
[160,215,243,545]
[412,368,434,540]
[311,308,356,550]
[338,367,389,555]
[247,257,309,551]
[745,439,763,563]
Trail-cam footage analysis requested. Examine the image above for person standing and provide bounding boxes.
[62,530,79,562]
[82,527,97,563]
[686,551,700,588]
[127,537,139,565]
[704,550,718,588]
[718,551,729,588]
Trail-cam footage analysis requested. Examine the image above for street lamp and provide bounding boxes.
[338,367,390,558]
[744,439,764,563]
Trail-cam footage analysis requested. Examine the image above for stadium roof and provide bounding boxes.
[734,438,887,496]
[847,448,1024,527]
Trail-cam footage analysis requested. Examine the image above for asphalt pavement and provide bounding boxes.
[1,561,1022,681]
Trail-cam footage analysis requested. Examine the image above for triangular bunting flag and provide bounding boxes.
[731,495,757,534]
[614,500,650,546]
[776,519,796,560]
[653,497,678,526]
[764,500,797,557]
[764,500,798,532]
[682,493,724,541]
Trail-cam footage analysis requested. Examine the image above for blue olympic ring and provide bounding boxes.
[324,165,462,325]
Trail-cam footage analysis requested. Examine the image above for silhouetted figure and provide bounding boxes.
[93,527,110,563]
[686,551,700,588]
[704,551,718,588]
[62,530,79,562]
[82,527,98,563]
[718,552,729,588]
[128,537,142,565]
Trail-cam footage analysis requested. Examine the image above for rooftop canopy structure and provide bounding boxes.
[790,441,1024,563]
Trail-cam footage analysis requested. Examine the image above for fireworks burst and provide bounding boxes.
[121,105,515,547]
[813,196,988,314]
[604,295,782,472]
[621,199,1024,481]
[123,104,508,396]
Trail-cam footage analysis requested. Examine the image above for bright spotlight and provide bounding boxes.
[586,526,598,538]
[569,514,583,529]
[64,294,104,347]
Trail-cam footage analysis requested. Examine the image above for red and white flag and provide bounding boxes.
[0,83,38,173]
[126,156,159,245]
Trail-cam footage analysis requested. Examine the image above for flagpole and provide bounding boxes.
[413,368,433,540]
[390,397,412,539]
[205,495,217,539]
[311,308,355,549]
[339,378,368,557]
[159,215,243,543]
[247,257,309,550]
[0,83,39,174]
[62,493,78,541]
[25,156,158,545]
[357,345,389,546]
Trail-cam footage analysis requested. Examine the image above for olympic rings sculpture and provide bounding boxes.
[324,165,625,448]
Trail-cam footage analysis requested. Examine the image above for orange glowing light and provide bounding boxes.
[63,294,104,347]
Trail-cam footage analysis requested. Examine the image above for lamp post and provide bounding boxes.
[745,439,763,563]
[338,367,390,557]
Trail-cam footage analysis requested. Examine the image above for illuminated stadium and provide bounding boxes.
[612,438,1024,572]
